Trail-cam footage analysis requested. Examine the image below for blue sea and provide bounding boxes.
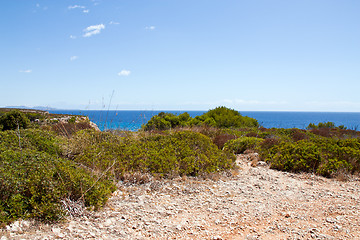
[49,110,360,131]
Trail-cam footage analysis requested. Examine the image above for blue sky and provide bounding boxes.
[1,0,360,111]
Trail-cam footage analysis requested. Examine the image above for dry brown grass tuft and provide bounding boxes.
[120,172,152,185]
[52,122,93,137]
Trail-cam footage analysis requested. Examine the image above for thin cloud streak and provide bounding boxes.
[118,70,131,76]
[83,24,105,37]
[70,56,78,61]
[19,69,32,73]
[68,5,86,9]
[145,26,156,30]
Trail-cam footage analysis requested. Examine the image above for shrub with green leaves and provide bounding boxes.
[25,112,46,122]
[192,106,259,129]
[73,130,235,178]
[307,121,336,130]
[258,135,360,176]
[0,149,115,224]
[0,129,62,155]
[142,106,259,131]
[223,137,264,154]
[263,140,322,173]
[0,110,30,131]
[142,112,190,131]
[312,137,360,176]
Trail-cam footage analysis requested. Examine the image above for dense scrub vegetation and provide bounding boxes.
[0,110,30,131]
[143,106,259,130]
[1,107,360,226]
[70,130,235,179]
[223,126,360,177]
[0,130,115,226]
[0,108,236,225]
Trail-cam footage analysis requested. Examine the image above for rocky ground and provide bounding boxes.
[1,153,360,240]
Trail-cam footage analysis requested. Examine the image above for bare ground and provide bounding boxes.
[2,153,360,240]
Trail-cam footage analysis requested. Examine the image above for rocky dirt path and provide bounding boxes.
[2,153,360,239]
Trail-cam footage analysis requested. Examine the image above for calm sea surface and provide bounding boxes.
[49,110,360,131]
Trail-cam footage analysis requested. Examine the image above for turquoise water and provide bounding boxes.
[49,110,360,131]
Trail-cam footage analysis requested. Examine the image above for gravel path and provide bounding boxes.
[2,153,360,239]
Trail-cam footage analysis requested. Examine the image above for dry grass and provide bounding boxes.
[52,122,93,137]
[119,172,153,185]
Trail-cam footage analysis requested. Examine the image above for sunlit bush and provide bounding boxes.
[0,149,115,224]
[0,110,30,131]
[224,137,264,154]
[72,130,235,178]
[142,106,259,131]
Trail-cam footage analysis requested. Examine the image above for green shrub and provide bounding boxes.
[0,129,62,155]
[259,135,360,176]
[0,149,115,224]
[314,138,360,176]
[194,106,259,128]
[265,140,322,173]
[307,122,336,130]
[0,110,30,131]
[67,129,122,158]
[223,137,264,154]
[337,138,360,149]
[73,130,235,178]
[25,112,46,122]
[142,112,190,131]
[142,107,259,131]
[68,117,76,123]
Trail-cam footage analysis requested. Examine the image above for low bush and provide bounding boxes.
[0,129,62,155]
[192,106,259,129]
[307,122,336,130]
[264,140,321,173]
[0,149,115,224]
[66,129,121,159]
[259,135,360,176]
[314,138,360,176]
[223,137,264,154]
[72,130,235,178]
[142,112,190,131]
[0,110,30,131]
[25,112,46,122]
[142,106,259,131]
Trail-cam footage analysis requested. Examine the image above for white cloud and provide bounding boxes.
[70,56,79,61]
[118,70,131,76]
[19,69,32,73]
[83,9,90,13]
[35,3,47,11]
[83,24,105,37]
[68,5,86,9]
[109,21,120,25]
[92,0,101,6]
[70,35,77,39]
[145,26,156,30]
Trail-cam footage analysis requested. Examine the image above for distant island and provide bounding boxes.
[4,106,57,111]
